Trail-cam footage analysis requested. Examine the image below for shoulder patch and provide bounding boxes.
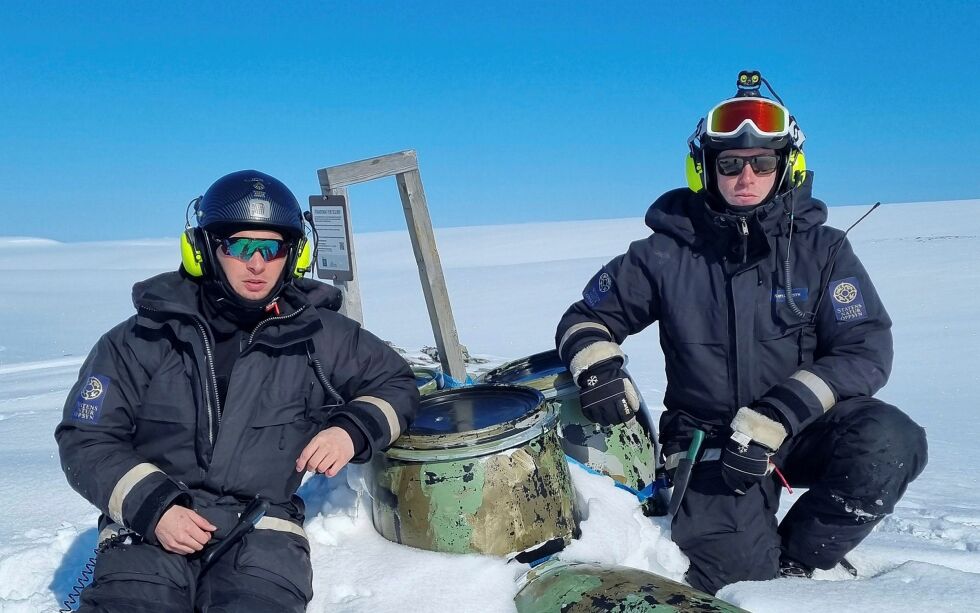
[583,271,614,308]
[71,375,111,424]
[828,277,868,322]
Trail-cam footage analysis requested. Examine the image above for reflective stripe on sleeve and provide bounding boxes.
[354,395,401,444]
[790,370,837,412]
[664,448,721,472]
[558,322,612,357]
[108,463,163,525]
[255,516,308,540]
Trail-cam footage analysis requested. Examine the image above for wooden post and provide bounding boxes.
[316,151,467,382]
[396,168,467,382]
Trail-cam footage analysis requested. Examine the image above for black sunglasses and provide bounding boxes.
[716,154,780,177]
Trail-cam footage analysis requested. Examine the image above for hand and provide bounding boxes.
[154,505,216,555]
[720,434,774,495]
[720,405,788,495]
[576,360,639,426]
[296,426,355,477]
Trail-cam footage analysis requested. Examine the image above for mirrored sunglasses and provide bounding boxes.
[707,97,790,138]
[715,154,780,177]
[218,237,289,262]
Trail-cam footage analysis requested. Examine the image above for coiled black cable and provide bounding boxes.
[59,532,133,612]
[58,553,96,612]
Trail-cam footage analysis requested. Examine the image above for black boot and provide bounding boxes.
[779,556,814,579]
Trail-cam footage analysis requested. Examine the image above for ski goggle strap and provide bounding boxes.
[706,97,790,138]
[218,237,289,262]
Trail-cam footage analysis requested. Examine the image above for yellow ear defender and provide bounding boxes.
[787,149,807,187]
[686,154,705,193]
[293,236,312,277]
[180,227,205,277]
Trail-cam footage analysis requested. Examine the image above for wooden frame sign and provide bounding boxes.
[308,195,355,282]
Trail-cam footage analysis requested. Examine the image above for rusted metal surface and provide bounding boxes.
[515,560,750,613]
[370,385,579,557]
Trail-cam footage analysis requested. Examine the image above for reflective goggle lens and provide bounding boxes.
[219,237,288,262]
[707,98,789,136]
[716,154,780,177]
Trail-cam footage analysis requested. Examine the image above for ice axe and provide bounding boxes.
[668,429,705,516]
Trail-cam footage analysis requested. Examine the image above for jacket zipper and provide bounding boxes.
[246,305,308,347]
[192,317,220,444]
[731,217,752,409]
[738,217,749,264]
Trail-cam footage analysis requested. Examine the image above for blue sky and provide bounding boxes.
[2,1,977,241]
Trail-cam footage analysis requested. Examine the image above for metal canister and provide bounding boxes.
[481,350,665,512]
[369,385,579,558]
[514,560,749,613]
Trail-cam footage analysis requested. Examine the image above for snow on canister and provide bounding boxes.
[368,385,579,558]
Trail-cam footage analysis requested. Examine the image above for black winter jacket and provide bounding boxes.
[56,271,419,542]
[556,174,892,445]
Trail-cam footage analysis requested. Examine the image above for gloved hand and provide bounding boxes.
[720,434,774,495]
[720,406,788,495]
[576,360,639,426]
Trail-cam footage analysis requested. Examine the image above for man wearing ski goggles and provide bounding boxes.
[556,71,926,597]
[214,232,294,302]
[695,96,804,209]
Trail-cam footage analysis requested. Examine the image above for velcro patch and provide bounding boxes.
[828,277,868,322]
[773,287,810,303]
[71,375,111,424]
[583,271,613,308]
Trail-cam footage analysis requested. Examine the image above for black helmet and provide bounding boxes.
[190,170,306,309]
[197,170,304,239]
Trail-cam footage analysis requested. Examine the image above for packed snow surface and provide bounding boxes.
[1,199,978,612]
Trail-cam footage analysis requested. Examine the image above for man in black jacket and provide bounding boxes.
[555,72,927,594]
[56,170,419,611]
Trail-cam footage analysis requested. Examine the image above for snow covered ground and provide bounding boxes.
[1,199,978,612]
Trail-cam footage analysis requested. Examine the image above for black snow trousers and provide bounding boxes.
[76,529,312,612]
[670,397,927,595]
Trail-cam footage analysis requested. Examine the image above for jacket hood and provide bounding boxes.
[132,271,343,316]
[644,171,828,246]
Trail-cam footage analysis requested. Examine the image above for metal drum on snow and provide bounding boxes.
[514,560,749,613]
[412,366,443,395]
[481,350,663,508]
[369,384,579,558]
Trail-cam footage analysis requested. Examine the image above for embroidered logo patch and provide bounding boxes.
[72,375,111,424]
[828,277,868,322]
[773,287,810,303]
[584,271,614,307]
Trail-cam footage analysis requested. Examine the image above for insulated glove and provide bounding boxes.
[720,406,788,495]
[720,435,774,495]
[576,360,639,426]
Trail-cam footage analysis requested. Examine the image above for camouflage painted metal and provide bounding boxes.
[412,366,442,395]
[514,560,749,613]
[481,351,664,510]
[370,385,579,557]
